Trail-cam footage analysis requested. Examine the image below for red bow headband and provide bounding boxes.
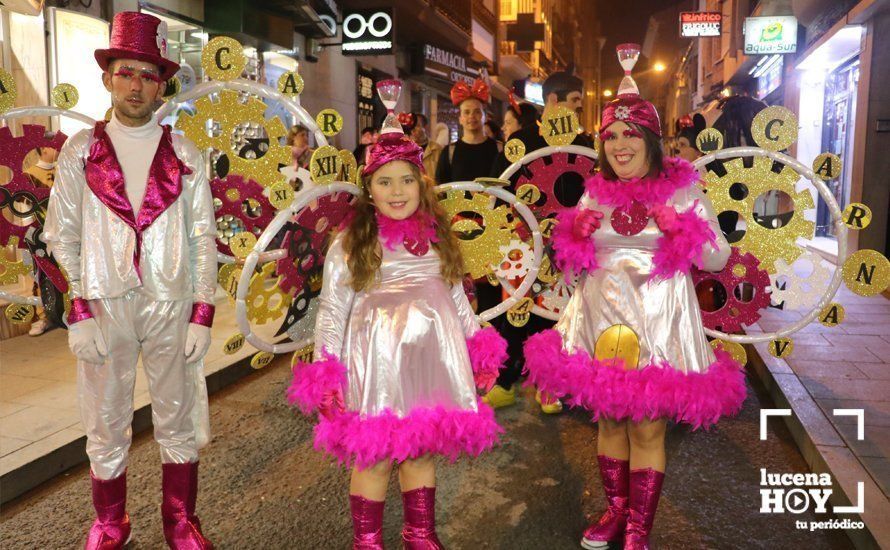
[508,87,521,114]
[451,77,490,106]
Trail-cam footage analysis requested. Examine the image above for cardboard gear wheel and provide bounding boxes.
[175,89,291,189]
[513,153,596,219]
[692,247,772,333]
[701,156,815,273]
[210,175,275,257]
[438,190,516,280]
[245,262,294,325]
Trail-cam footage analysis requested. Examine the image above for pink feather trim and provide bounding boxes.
[466,326,508,392]
[523,330,746,430]
[376,211,440,251]
[584,157,699,210]
[312,401,503,468]
[286,349,347,415]
[649,204,717,282]
[550,207,599,276]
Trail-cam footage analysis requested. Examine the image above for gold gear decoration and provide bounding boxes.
[245,262,293,325]
[176,89,291,189]
[0,237,31,285]
[438,191,515,279]
[702,156,815,273]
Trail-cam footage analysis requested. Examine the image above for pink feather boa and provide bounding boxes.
[584,157,699,210]
[313,400,503,468]
[466,326,508,392]
[650,206,718,282]
[375,210,440,251]
[523,330,746,430]
[286,349,347,415]
[550,207,599,276]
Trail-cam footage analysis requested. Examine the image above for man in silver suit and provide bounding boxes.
[43,12,216,549]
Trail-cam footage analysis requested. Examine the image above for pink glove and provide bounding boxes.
[648,205,679,234]
[319,389,345,420]
[572,209,604,239]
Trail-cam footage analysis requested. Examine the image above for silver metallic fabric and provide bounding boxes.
[78,289,206,480]
[43,123,217,303]
[558,185,731,373]
[314,234,481,417]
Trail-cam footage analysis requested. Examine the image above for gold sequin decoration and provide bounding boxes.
[475,177,509,187]
[218,263,240,301]
[696,128,723,153]
[292,344,314,368]
[439,191,515,279]
[842,249,890,297]
[269,182,295,210]
[229,231,257,259]
[245,262,293,324]
[539,218,558,240]
[702,156,815,272]
[710,339,747,365]
[176,90,291,189]
[0,68,16,114]
[769,337,794,358]
[504,138,526,163]
[310,145,341,184]
[223,333,245,355]
[338,149,358,184]
[250,351,275,369]
[51,83,78,110]
[540,105,579,147]
[316,109,343,137]
[842,203,871,230]
[202,37,246,81]
[595,324,641,370]
[506,297,534,327]
[5,303,35,325]
[516,184,542,205]
[752,106,798,152]
[277,72,304,97]
[0,238,30,284]
[818,302,845,327]
[537,255,558,284]
[812,153,842,181]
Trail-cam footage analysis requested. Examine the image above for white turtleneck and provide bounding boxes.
[105,112,163,217]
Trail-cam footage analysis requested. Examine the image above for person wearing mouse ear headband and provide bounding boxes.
[524,43,743,550]
[434,77,500,184]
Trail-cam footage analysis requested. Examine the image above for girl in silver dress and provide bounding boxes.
[524,45,747,550]
[288,80,506,549]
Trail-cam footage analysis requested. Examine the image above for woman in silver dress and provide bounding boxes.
[524,45,746,550]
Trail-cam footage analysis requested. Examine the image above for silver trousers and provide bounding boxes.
[77,288,210,480]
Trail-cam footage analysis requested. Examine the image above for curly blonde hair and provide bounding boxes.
[341,163,464,291]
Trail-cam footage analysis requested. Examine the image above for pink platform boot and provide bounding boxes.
[581,455,629,549]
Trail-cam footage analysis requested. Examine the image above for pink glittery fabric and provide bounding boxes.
[85,121,189,279]
[189,302,215,327]
[601,95,662,137]
[362,134,425,177]
[68,297,94,325]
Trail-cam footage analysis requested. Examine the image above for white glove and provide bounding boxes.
[68,318,108,364]
[184,323,211,364]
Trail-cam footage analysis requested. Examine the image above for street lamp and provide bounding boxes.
[653,61,666,72]
[603,89,613,97]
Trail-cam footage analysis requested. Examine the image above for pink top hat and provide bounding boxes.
[94,12,180,77]
[601,43,662,137]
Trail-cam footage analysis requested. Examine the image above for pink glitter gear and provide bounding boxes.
[692,246,772,332]
[276,191,355,295]
[0,125,67,247]
[210,175,274,256]
[514,153,596,219]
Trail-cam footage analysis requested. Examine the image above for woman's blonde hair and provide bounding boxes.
[341,163,464,291]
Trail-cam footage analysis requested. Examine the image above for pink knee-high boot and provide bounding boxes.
[581,455,630,548]
[401,487,444,549]
[85,471,131,550]
[160,462,213,549]
[350,494,385,549]
[623,468,665,550]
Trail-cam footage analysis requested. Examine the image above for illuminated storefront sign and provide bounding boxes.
[679,12,722,37]
[744,16,798,54]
